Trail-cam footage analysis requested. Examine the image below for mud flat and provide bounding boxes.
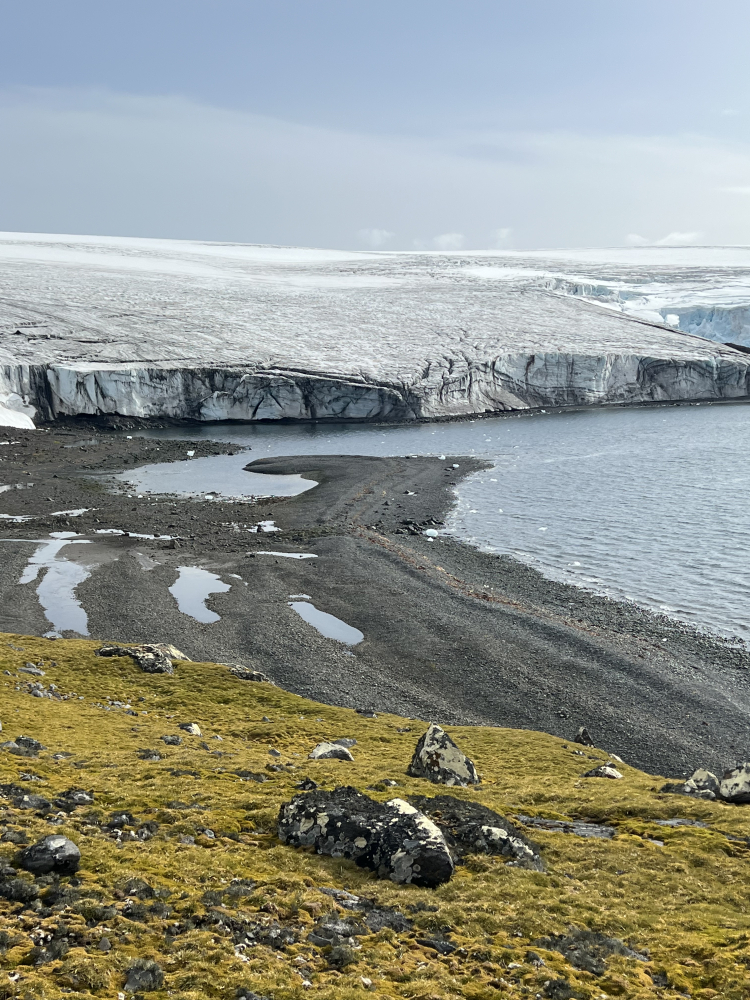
[1,422,749,778]
[1,235,750,427]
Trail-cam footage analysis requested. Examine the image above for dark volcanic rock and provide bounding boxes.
[54,787,94,812]
[573,726,595,747]
[124,958,164,992]
[19,835,80,875]
[278,786,454,887]
[410,794,542,869]
[535,928,648,976]
[407,723,479,787]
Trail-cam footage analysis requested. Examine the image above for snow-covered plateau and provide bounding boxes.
[1,234,750,428]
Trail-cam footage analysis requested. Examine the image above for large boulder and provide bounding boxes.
[19,835,80,875]
[410,794,542,870]
[278,786,454,887]
[96,643,190,675]
[661,768,720,800]
[309,742,354,761]
[720,763,750,803]
[582,765,622,779]
[407,723,480,786]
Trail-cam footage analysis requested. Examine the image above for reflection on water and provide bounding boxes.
[168,566,231,623]
[19,532,93,636]
[289,600,364,645]
[134,402,750,638]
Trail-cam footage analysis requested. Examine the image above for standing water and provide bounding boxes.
[130,402,750,639]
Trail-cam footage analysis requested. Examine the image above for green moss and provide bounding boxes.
[1,632,749,998]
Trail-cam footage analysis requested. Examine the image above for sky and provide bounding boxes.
[1,0,750,250]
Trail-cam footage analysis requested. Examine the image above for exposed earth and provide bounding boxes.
[1,419,749,779]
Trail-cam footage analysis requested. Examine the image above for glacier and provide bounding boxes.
[0,234,749,427]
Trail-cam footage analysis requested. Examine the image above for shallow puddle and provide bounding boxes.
[168,566,231,623]
[115,452,316,500]
[18,532,93,637]
[288,600,363,645]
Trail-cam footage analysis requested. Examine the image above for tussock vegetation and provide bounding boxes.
[1,632,750,999]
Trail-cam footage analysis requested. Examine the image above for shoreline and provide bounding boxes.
[1,420,749,778]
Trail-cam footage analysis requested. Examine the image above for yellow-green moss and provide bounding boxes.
[1,632,749,999]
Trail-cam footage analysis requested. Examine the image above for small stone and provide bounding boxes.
[268,748,282,758]
[137,748,162,761]
[333,738,357,748]
[407,722,480,786]
[226,663,274,683]
[124,958,164,993]
[179,723,202,736]
[573,726,595,747]
[160,734,182,746]
[295,777,318,790]
[309,742,354,761]
[19,834,80,875]
[360,976,373,988]
[98,937,111,952]
[582,765,622,779]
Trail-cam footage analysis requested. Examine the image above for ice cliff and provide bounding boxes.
[0,235,749,426]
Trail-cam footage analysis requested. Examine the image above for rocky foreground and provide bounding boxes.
[2,634,750,999]
[1,235,749,428]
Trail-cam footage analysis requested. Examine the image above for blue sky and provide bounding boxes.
[2,1,750,249]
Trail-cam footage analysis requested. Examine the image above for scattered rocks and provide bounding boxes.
[225,663,274,683]
[309,742,354,761]
[97,643,189,675]
[124,958,164,993]
[661,767,720,800]
[19,835,80,876]
[719,763,750,803]
[407,723,479,786]
[278,786,454,887]
[582,765,622,779]
[411,795,542,869]
[178,723,202,736]
[534,928,648,976]
[573,726,595,747]
[53,788,94,812]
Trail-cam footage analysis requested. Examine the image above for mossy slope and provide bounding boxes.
[1,633,749,999]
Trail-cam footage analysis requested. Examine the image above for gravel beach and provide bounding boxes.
[2,420,749,778]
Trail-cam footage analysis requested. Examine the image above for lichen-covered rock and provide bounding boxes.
[224,663,274,683]
[309,742,354,761]
[96,643,189,674]
[410,794,542,870]
[19,835,80,875]
[582,765,622,779]
[278,786,454,887]
[719,763,750,803]
[124,958,164,993]
[407,723,480,786]
[662,768,720,800]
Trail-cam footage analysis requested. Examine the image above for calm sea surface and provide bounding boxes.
[138,402,750,640]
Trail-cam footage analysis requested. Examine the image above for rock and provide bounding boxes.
[19,665,45,676]
[309,742,354,761]
[1,741,37,757]
[356,708,377,718]
[98,937,111,952]
[53,788,94,812]
[582,765,622,779]
[295,777,318,790]
[19,835,80,875]
[407,723,479,786]
[225,663,274,683]
[410,794,542,869]
[96,643,189,675]
[719,763,750,803]
[334,738,357,748]
[573,726,595,747]
[278,786,454,887]
[661,768,720,800]
[160,735,182,746]
[236,990,273,1000]
[178,723,202,736]
[534,928,648,977]
[137,748,162,761]
[15,793,52,813]
[124,958,164,993]
[16,735,47,753]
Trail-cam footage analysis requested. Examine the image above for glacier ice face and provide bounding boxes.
[0,234,748,424]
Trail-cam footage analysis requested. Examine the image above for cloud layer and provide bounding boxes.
[1,88,750,249]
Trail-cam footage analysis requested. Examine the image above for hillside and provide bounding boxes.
[1,633,749,999]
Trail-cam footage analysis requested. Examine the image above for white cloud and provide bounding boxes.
[626,233,650,246]
[722,185,750,195]
[431,232,465,251]
[0,87,750,248]
[654,231,702,245]
[357,227,394,248]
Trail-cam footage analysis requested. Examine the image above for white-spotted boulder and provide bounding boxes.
[19,835,80,876]
[662,768,720,800]
[278,786,454,887]
[309,742,354,761]
[407,723,480,786]
[719,763,750,803]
